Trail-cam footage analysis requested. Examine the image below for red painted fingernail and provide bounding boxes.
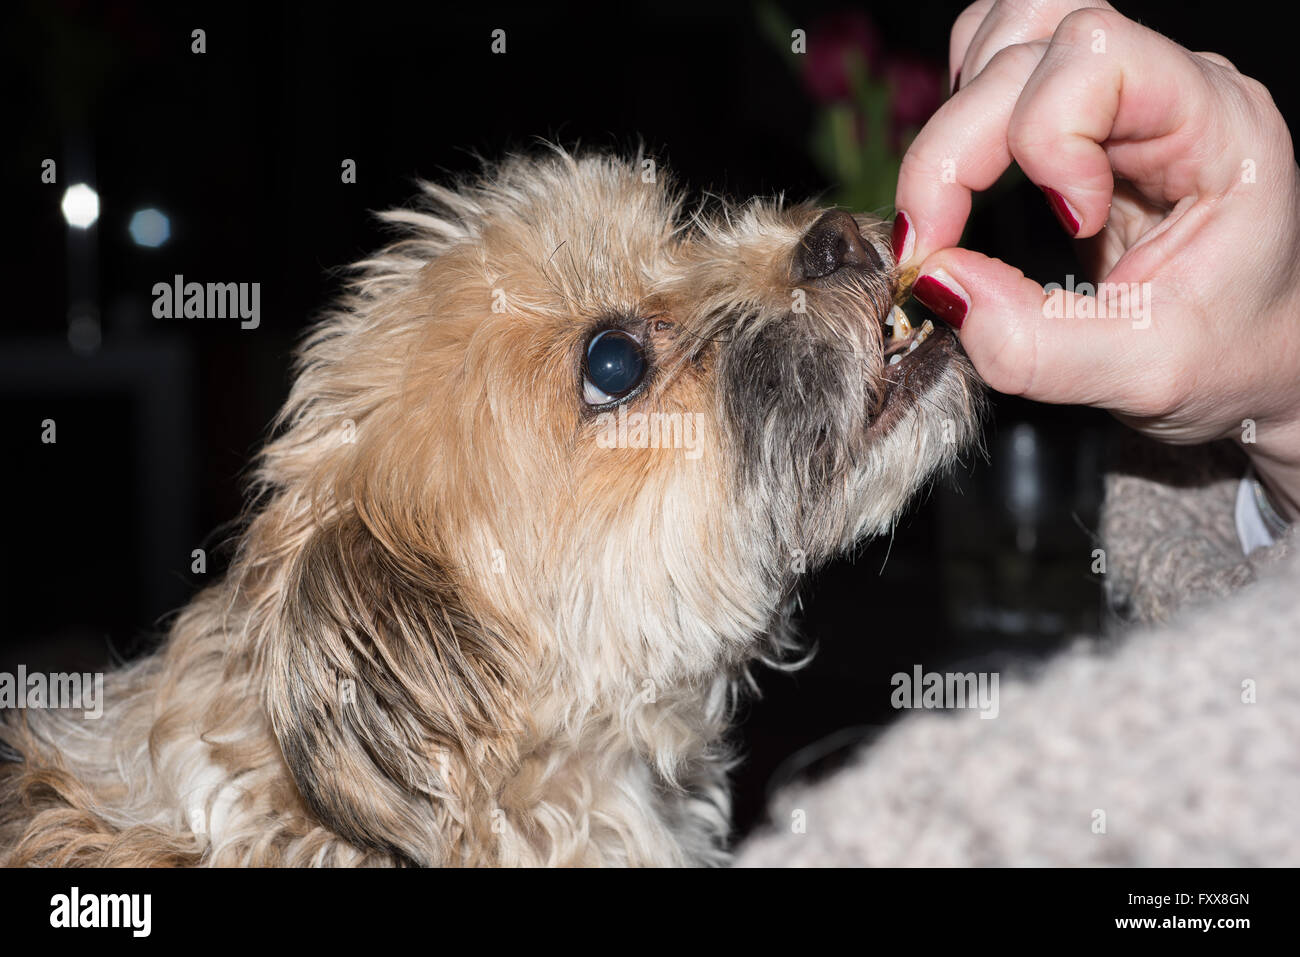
[1040,186,1080,236]
[891,211,913,264]
[913,272,968,330]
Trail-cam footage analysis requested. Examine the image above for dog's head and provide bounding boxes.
[249,150,981,861]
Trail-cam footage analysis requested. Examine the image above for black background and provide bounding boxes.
[0,864,1274,941]
[5,0,1295,841]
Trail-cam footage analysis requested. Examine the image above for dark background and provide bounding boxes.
[5,0,1294,841]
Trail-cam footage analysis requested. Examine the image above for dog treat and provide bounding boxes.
[893,264,921,306]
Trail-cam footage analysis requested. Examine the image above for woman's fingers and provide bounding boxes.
[894,41,1045,265]
[1007,8,1226,236]
[955,0,1114,89]
[900,9,1248,271]
[912,247,1184,414]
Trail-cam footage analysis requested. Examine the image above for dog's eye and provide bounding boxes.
[583,329,646,405]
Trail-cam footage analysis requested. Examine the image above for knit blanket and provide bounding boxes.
[736,438,1299,865]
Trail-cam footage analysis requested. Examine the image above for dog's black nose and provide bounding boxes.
[796,210,882,280]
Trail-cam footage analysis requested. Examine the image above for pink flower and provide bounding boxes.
[802,11,883,104]
[884,54,946,135]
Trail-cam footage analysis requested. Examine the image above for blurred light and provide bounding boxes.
[128,207,171,248]
[1008,422,1042,515]
[61,183,100,229]
[67,304,102,356]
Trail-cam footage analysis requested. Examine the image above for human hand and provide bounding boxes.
[894,1,1300,517]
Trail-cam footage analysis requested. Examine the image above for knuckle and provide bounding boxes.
[896,146,930,186]
[976,318,1037,397]
[1005,78,1060,158]
[1194,50,1239,74]
[1212,68,1290,167]
[1005,110,1044,161]
[1236,72,1282,123]
[1137,353,1190,417]
[953,1,991,37]
[898,139,954,191]
[982,40,1044,85]
[1052,6,1116,48]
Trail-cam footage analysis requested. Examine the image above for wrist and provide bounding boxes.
[1245,446,1300,523]
[1243,252,1300,522]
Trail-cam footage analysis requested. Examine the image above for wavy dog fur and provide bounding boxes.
[1,148,983,866]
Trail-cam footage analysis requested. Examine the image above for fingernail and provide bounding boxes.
[913,270,969,330]
[951,69,961,95]
[1040,186,1080,236]
[891,211,914,264]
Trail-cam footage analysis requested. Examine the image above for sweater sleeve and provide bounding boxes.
[1099,437,1290,626]
[733,438,1300,867]
[735,527,1300,866]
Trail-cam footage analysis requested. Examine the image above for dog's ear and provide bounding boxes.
[264,511,524,865]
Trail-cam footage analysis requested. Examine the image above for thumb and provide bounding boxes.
[911,248,1167,411]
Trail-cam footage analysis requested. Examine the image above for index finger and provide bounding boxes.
[892,40,1045,266]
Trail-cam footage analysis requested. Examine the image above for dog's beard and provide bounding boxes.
[692,210,984,585]
[721,298,981,563]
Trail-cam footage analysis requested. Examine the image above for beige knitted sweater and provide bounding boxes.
[736,438,1298,866]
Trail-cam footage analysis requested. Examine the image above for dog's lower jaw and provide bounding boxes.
[850,344,985,543]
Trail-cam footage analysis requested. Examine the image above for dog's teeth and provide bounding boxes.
[904,340,919,355]
[889,354,902,366]
[890,307,912,342]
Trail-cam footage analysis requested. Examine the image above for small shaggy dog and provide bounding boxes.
[1,149,981,866]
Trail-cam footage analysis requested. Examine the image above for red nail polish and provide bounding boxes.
[1040,186,1080,236]
[913,275,968,329]
[891,212,911,263]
